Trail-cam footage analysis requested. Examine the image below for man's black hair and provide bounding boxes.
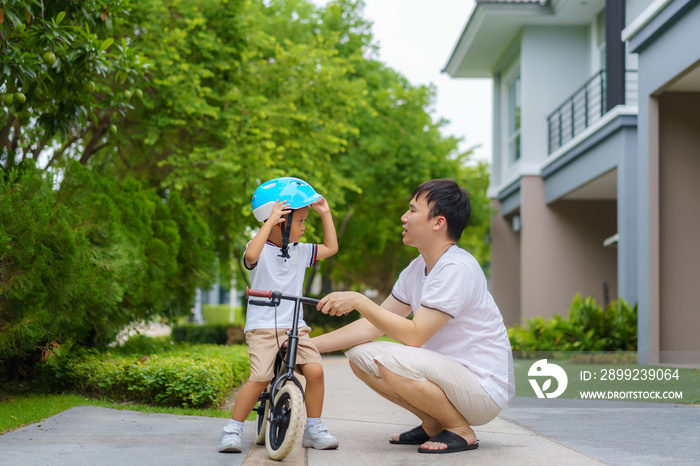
[412,179,471,241]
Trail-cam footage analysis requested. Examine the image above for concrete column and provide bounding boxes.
[489,199,521,327]
[519,176,617,319]
[658,92,700,363]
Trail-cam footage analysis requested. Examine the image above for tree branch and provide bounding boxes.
[0,119,14,151]
[45,133,81,169]
[9,120,21,156]
[82,143,109,160]
[29,139,48,161]
[336,206,354,240]
[80,116,112,164]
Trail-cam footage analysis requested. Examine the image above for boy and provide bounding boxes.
[219,177,339,453]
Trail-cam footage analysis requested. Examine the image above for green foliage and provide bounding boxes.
[99,0,367,283]
[170,324,240,345]
[2,0,493,370]
[56,344,249,408]
[326,60,460,296]
[0,162,214,370]
[0,162,80,361]
[93,0,488,299]
[111,335,175,356]
[456,162,492,272]
[0,0,147,167]
[508,294,638,353]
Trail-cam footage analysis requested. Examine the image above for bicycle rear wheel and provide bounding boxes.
[265,383,304,460]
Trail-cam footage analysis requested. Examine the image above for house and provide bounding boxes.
[444,0,700,365]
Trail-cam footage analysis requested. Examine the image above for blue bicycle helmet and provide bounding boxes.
[252,177,322,222]
[252,177,323,259]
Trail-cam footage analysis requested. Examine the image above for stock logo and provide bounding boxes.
[528,359,568,398]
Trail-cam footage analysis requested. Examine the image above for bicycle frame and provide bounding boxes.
[246,287,320,406]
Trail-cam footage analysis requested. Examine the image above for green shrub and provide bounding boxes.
[508,294,637,354]
[0,162,215,378]
[112,335,175,355]
[58,344,249,408]
[309,324,338,338]
[171,324,228,345]
[171,323,245,345]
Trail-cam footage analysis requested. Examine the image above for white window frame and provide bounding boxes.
[502,63,521,165]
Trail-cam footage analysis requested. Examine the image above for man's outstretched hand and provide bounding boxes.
[317,291,366,317]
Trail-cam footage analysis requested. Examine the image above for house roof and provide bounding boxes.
[443,0,604,78]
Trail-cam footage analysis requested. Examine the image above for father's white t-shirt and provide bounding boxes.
[244,241,317,332]
[391,245,515,408]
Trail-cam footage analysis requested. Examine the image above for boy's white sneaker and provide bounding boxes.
[218,424,243,453]
[302,421,339,450]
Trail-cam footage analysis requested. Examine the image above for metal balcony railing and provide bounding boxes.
[547,70,638,154]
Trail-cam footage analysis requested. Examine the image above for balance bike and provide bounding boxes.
[245,287,319,461]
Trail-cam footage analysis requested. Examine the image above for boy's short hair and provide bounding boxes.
[412,179,471,241]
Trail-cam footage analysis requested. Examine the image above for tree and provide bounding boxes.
[1,0,493,362]
[1,2,215,374]
[294,2,482,299]
[0,161,215,374]
[455,161,492,274]
[96,0,369,283]
[98,0,491,299]
[0,0,147,169]
[322,63,463,298]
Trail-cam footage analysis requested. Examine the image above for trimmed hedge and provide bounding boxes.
[60,344,249,408]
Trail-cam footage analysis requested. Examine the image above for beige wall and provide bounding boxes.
[658,92,700,356]
[489,199,521,327]
[519,176,618,319]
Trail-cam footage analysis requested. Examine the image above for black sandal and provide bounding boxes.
[417,430,479,454]
[389,425,431,445]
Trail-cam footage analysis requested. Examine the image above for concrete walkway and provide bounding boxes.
[1,356,698,465]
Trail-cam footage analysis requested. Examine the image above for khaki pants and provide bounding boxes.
[346,341,501,426]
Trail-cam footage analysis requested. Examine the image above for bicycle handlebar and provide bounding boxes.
[245,287,272,298]
[245,287,320,306]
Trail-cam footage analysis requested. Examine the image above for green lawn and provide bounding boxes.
[0,393,232,435]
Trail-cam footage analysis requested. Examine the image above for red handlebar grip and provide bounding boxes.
[245,287,273,298]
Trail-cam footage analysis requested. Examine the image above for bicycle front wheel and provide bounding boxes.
[265,383,304,460]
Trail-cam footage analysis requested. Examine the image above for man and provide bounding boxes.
[312,179,514,454]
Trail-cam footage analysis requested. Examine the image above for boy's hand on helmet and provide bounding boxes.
[310,197,330,215]
[267,200,291,225]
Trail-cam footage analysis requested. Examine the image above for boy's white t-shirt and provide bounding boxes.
[244,241,317,332]
[391,245,515,408]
